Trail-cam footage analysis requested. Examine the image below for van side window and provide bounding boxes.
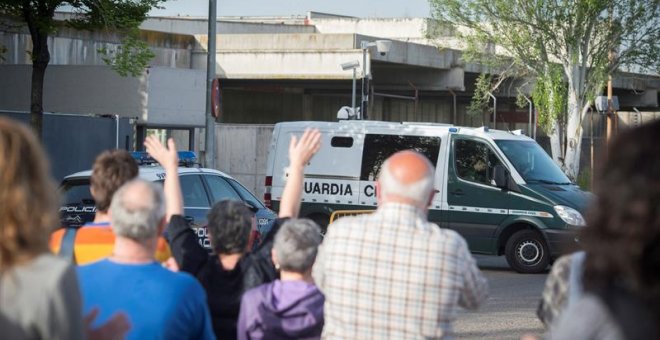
[331,136,353,148]
[454,139,503,186]
[360,134,441,181]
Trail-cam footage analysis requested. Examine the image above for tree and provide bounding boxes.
[429,0,659,179]
[0,0,165,137]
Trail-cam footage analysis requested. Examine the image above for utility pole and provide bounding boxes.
[606,3,616,144]
[204,0,217,168]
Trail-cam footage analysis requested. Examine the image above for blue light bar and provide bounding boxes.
[131,151,198,166]
[178,151,197,166]
[449,127,459,133]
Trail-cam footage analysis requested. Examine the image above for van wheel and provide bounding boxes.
[308,214,330,236]
[505,230,549,274]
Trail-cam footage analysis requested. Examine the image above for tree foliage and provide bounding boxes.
[429,0,659,178]
[0,0,165,136]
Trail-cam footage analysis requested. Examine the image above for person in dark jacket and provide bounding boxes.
[167,129,321,339]
[238,218,324,340]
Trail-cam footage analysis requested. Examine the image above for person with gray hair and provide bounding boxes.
[313,150,488,338]
[166,129,322,339]
[238,218,325,340]
[110,179,166,243]
[77,139,215,340]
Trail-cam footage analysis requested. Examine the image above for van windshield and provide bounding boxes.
[495,140,571,185]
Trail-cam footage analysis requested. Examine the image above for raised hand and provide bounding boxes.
[288,129,321,170]
[144,136,178,171]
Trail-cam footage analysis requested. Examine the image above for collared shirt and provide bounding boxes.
[312,202,488,339]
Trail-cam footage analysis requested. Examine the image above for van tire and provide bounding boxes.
[505,230,549,274]
[308,213,330,236]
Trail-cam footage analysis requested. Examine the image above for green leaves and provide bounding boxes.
[97,30,154,77]
[533,65,567,134]
[429,0,659,129]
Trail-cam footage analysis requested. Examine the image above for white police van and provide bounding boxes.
[60,152,276,249]
[265,121,590,273]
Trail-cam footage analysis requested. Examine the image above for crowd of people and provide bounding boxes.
[0,115,658,339]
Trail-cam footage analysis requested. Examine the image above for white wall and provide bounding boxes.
[146,67,206,126]
[216,124,274,197]
[0,65,205,126]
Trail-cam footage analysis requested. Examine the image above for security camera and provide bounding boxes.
[375,40,392,56]
[340,60,360,70]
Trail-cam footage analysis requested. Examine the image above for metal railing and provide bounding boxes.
[328,210,375,224]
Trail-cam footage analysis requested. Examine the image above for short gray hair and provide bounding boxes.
[274,219,322,273]
[110,179,165,242]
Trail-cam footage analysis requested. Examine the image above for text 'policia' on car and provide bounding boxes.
[58,151,276,250]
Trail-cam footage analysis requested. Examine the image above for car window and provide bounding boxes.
[180,175,211,207]
[61,180,94,205]
[227,178,265,209]
[454,138,503,186]
[204,175,242,204]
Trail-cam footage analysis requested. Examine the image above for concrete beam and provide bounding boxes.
[193,51,368,79]
[193,33,459,73]
[373,66,464,91]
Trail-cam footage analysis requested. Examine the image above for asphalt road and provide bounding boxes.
[454,255,548,340]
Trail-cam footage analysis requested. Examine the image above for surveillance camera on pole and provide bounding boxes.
[375,40,392,56]
[341,60,360,70]
[359,39,393,119]
[340,60,360,114]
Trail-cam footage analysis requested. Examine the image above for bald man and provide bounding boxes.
[313,150,488,339]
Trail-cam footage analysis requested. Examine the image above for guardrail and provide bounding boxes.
[328,210,375,224]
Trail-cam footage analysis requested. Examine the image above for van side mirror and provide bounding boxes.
[493,164,520,192]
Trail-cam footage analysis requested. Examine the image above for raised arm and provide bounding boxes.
[145,137,208,273]
[144,136,183,221]
[278,129,321,218]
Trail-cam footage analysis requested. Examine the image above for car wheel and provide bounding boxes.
[505,229,550,274]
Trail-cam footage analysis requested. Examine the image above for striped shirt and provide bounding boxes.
[50,222,171,265]
[312,203,488,339]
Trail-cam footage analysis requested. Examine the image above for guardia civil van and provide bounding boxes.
[265,121,590,273]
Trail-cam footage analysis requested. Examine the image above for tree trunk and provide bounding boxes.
[550,120,564,166]
[30,55,48,139]
[26,10,51,139]
[563,98,588,181]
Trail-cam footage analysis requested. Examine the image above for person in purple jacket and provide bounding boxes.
[238,218,324,340]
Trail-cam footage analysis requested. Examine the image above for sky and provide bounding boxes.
[149,0,432,18]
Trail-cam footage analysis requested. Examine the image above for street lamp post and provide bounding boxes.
[340,60,360,117]
[359,39,392,120]
[204,0,217,168]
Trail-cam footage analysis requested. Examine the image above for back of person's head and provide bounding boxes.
[110,179,165,243]
[582,120,660,299]
[378,150,435,207]
[0,118,58,271]
[207,200,253,254]
[91,149,138,213]
[274,219,322,273]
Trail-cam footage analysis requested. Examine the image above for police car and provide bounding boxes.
[59,151,277,249]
